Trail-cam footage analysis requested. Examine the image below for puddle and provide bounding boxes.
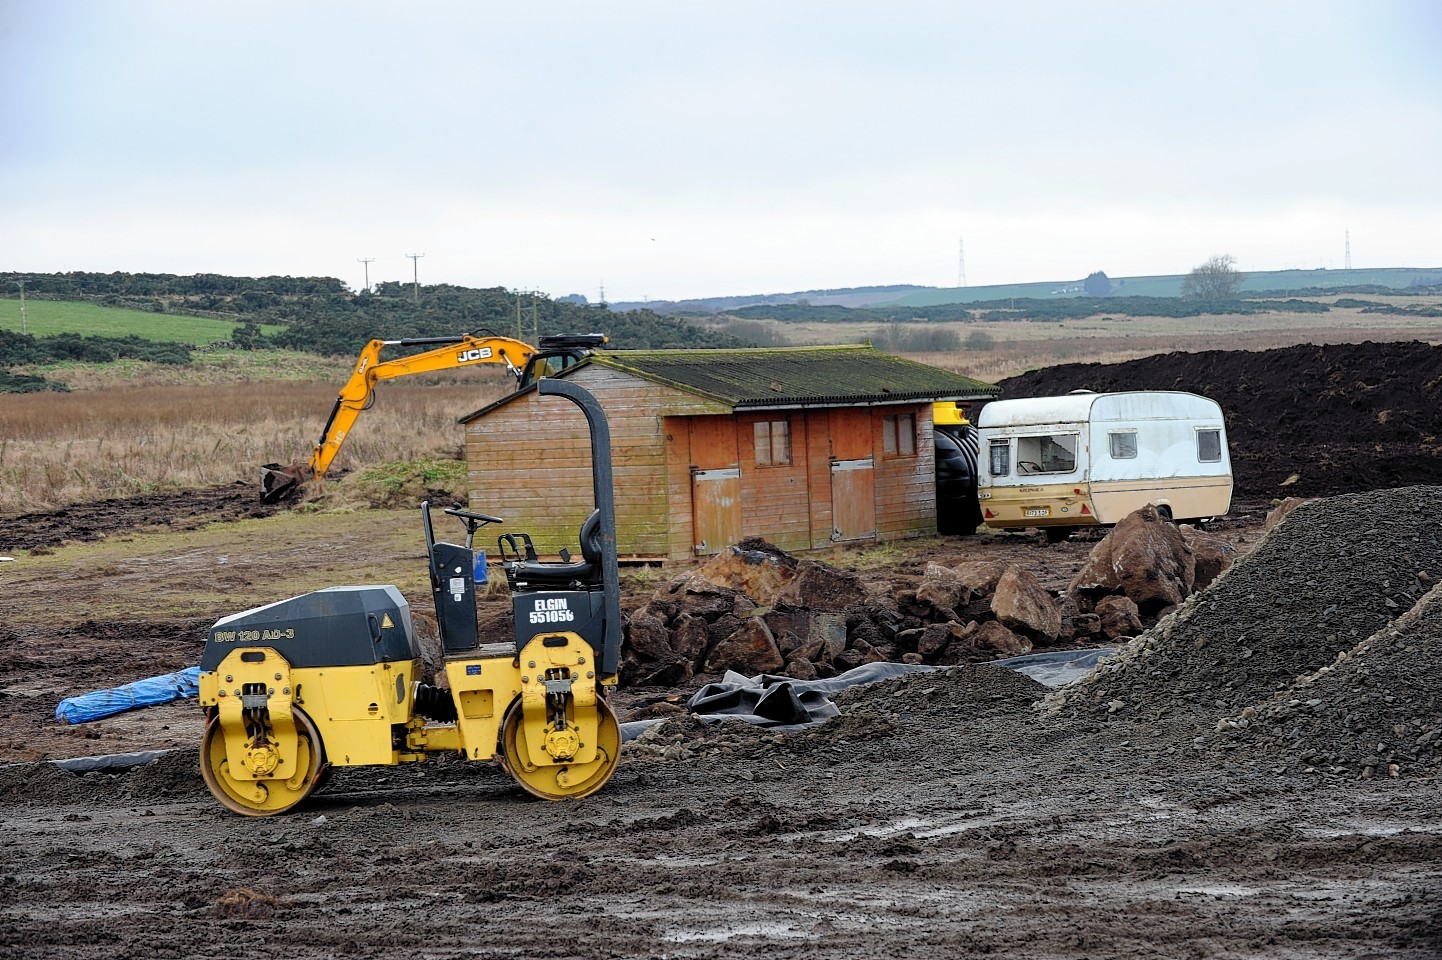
[664,920,815,943]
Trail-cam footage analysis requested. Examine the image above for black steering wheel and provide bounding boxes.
[444,507,504,526]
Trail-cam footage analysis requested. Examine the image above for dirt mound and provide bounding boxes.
[0,481,279,552]
[1041,485,1442,768]
[998,340,1442,499]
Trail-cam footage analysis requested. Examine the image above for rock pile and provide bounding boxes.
[1042,485,1442,776]
[1066,505,1238,622]
[620,520,1240,687]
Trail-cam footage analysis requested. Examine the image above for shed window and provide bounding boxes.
[988,439,1011,477]
[882,413,916,456]
[1016,433,1078,475]
[1109,431,1138,459]
[754,419,791,465]
[1197,428,1222,463]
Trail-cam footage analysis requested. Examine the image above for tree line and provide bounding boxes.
[3,272,745,351]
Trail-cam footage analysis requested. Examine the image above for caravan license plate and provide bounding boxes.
[1025,507,1050,518]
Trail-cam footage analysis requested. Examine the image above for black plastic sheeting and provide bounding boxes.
[618,648,1115,742]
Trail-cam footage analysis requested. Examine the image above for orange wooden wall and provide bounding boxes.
[464,365,939,562]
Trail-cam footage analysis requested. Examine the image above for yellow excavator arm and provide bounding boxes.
[260,334,536,501]
[309,334,535,478]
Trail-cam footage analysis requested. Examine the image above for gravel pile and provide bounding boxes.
[1213,581,1442,777]
[1040,486,1442,761]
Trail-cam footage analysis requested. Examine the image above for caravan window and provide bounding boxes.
[1109,431,1138,459]
[1016,433,1078,475]
[988,439,1011,477]
[1197,428,1222,462]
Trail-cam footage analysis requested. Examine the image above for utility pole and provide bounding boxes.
[406,253,425,304]
[957,237,968,288]
[515,290,538,341]
[17,278,27,335]
[356,257,374,293]
[1344,230,1352,271]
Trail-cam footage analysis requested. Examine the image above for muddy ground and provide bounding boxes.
[2,341,1440,958]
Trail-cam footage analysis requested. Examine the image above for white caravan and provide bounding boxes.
[975,391,1232,539]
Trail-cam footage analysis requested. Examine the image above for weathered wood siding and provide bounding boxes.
[463,366,725,559]
[465,366,939,561]
[874,403,937,540]
[803,410,834,548]
[736,412,812,553]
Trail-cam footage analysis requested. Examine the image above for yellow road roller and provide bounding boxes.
[197,380,624,815]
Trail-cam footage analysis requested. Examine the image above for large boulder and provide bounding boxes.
[670,613,711,664]
[992,567,1061,643]
[623,610,674,661]
[620,654,694,688]
[974,621,1032,657]
[694,538,799,605]
[663,574,739,620]
[954,560,1009,597]
[776,560,867,613]
[1068,505,1195,614]
[916,562,971,616]
[702,617,784,675]
[1094,595,1143,639]
[915,621,961,658]
[1179,525,1239,591]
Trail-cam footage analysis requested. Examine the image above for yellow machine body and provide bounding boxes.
[198,631,619,812]
[210,378,626,815]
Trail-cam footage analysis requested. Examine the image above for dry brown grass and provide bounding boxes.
[0,371,516,513]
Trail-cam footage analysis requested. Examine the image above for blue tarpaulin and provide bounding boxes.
[55,667,203,724]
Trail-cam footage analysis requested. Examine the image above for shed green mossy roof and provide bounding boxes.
[588,344,997,409]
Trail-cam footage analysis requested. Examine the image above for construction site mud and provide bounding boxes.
[2,342,1439,958]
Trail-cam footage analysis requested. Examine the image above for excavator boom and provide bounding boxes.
[260,332,605,502]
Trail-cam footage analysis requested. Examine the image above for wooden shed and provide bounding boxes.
[459,345,998,562]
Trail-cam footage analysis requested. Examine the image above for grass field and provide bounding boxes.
[890,266,1442,308]
[0,297,282,343]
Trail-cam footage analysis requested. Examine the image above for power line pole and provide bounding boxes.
[957,238,968,288]
[1344,230,1352,271]
[406,253,425,304]
[17,278,27,335]
[356,257,374,293]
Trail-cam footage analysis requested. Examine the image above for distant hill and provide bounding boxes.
[616,267,1442,314]
[0,271,744,357]
[610,284,931,314]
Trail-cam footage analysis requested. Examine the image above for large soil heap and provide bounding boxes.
[998,340,1442,499]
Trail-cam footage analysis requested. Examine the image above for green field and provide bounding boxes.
[0,298,281,344]
[891,267,1442,308]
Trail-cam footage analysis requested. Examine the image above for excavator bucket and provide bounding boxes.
[260,463,311,503]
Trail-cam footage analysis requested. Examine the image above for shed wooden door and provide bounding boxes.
[689,417,741,555]
[830,458,876,541]
[828,409,876,541]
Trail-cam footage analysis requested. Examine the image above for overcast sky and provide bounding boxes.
[2,1,1439,301]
